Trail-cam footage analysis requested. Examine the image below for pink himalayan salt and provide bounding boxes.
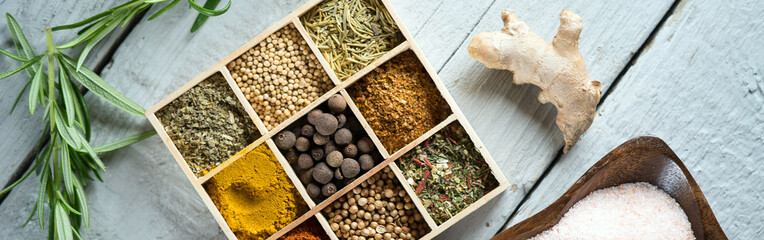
[530,182,694,240]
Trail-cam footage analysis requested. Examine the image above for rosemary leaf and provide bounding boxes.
[93,130,156,153]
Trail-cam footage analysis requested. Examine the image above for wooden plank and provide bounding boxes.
[505,0,764,239]
[0,0,476,238]
[0,0,137,192]
[430,0,676,239]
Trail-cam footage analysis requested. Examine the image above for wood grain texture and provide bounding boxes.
[0,0,135,191]
[432,1,674,239]
[506,1,764,239]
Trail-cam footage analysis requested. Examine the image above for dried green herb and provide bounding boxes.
[398,123,498,224]
[156,73,259,177]
[301,0,404,80]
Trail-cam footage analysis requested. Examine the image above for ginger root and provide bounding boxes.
[468,9,601,153]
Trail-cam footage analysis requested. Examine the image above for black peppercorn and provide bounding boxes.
[275,131,296,150]
[312,162,333,184]
[313,133,330,146]
[307,183,321,199]
[356,137,374,153]
[328,94,347,114]
[295,137,311,152]
[334,128,352,146]
[299,168,314,184]
[358,154,374,171]
[324,141,338,154]
[307,109,323,125]
[298,153,313,170]
[341,158,360,178]
[310,148,324,160]
[315,113,339,135]
[322,182,337,197]
[326,151,343,168]
[343,144,358,158]
[301,124,315,137]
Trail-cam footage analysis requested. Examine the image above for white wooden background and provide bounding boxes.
[0,0,761,239]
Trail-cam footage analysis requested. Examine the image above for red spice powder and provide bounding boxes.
[279,217,330,240]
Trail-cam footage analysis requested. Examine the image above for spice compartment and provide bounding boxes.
[270,90,388,205]
[320,166,433,240]
[394,120,504,228]
[225,22,336,131]
[147,67,264,179]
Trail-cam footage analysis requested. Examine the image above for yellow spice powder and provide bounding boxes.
[204,144,308,239]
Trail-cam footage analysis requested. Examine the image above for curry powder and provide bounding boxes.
[204,144,308,239]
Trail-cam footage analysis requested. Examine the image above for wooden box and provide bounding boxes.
[145,0,509,239]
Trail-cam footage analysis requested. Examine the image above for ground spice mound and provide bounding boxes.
[279,217,330,240]
[204,144,308,239]
[530,182,694,240]
[348,50,451,153]
[156,73,259,177]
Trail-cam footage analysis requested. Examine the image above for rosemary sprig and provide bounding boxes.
[1,1,233,238]
[53,0,231,71]
[0,14,155,240]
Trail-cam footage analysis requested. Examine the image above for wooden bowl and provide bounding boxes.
[492,136,726,240]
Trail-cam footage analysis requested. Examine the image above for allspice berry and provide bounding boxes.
[312,162,333,184]
[299,168,314,184]
[334,128,353,146]
[275,131,296,150]
[295,136,311,152]
[359,154,374,171]
[307,183,321,199]
[324,141,338,154]
[343,144,358,158]
[336,114,347,128]
[357,137,374,153]
[298,153,314,170]
[315,113,339,135]
[335,168,344,180]
[326,151,344,168]
[341,158,361,178]
[301,124,315,137]
[308,109,323,125]
[310,148,324,160]
[322,183,338,197]
[328,94,347,113]
[313,133,330,145]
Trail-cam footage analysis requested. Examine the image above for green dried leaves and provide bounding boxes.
[398,123,499,224]
[156,73,259,177]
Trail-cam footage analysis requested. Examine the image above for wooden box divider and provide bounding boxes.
[266,138,317,208]
[145,0,510,239]
[291,17,342,86]
[388,161,441,229]
[315,212,341,240]
[219,65,269,134]
[338,89,392,159]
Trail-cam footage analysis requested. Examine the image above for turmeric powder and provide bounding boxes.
[204,144,308,239]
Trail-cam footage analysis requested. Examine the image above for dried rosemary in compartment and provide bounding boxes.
[301,0,404,80]
[348,50,451,154]
[323,166,431,240]
[156,73,259,177]
[398,122,498,225]
[228,24,334,130]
